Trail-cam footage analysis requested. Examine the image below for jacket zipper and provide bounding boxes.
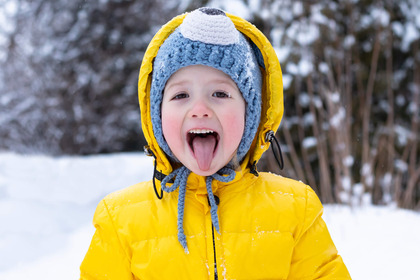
[208,195,219,280]
[211,224,218,280]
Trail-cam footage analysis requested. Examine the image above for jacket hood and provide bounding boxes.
[138,11,283,176]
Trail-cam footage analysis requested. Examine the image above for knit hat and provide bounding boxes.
[151,7,263,163]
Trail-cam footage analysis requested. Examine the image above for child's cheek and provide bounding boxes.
[162,114,183,150]
[222,112,245,145]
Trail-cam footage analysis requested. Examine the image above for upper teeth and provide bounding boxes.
[189,129,214,134]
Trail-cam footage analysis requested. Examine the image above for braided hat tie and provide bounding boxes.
[161,166,236,252]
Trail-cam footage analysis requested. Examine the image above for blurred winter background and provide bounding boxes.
[1,0,419,279]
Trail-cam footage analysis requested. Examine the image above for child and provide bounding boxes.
[80,7,351,279]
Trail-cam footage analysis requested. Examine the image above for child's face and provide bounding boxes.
[161,65,246,176]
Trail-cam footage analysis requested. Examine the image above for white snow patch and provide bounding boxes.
[379,100,390,113]
[361,163,371,176]
[299,93,310,108]
[282,74,293,90]
[365,175,374,188]
[395,159,408,172]
[302,137,317,149]
[323,204,420,280]
[0,152,153,275]
[303,112,314,126]
[319,62,329,74]
[313,95,323,109]
[343,35,355,49]
[362,192,372,205]
[208,0,251,20]
[402,22,420,51]
[330,92,340,103]
[383,193,392,204]
[311,4,329,25]
[273,46,290,63]
[292,2,303,16]
[338,191,350,203]
[271,27,284,43]
[395,124,412,146]
[286,21,319,46]
[360,14,373,29]
[408,99,418,114]
[395,94,406,106]
[0,0,18,34]
[392,22,404,37]
[343,156,354,167]
[330,107,345,128]
[248,0,261,13]
[342,177,352,191]
[286,63,298,75]
[382,173,392,187]
[353,183,364,197]
[298,59,313,76]
[371,7,390,27]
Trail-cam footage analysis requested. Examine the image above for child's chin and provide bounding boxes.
[190,167,216,177]
[189,163,221,176]
[186,157,231,176]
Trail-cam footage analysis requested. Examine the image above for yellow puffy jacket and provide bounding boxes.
[80,11,351,280]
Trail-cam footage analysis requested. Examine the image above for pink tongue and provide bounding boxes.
[192,135,216,171]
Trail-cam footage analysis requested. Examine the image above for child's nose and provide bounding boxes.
[189,99,213,118]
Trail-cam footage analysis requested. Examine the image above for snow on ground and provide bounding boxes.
[0,152,153,279]
[0,152,419,279]
[323,205,420,280]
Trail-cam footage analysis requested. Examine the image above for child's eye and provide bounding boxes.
[212,91,231,98]
[172,93,189,100]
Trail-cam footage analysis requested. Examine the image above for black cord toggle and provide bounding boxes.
[250,161,259,176]
[265,130,284,170]
[144,145,164,199]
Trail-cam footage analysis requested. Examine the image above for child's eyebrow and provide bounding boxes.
[165,79,238,92]
[211,79,240,91]
[164,80,188,92]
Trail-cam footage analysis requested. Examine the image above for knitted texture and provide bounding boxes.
[160,166,191,252]
[180,8,239,45]
[151,7,262,163]
[161,165,236,251]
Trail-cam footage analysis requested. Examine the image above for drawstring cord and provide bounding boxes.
[160,166,236,252]
[265,130,284,170]
[152,153,163,199]
[144,146,236,252]
[144,146,165,199]
[249,130,285,176]
[205,167,236,234]
[161,166,191,252]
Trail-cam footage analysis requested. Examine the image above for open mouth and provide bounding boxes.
[187,129,219,153]
[187,129,220,171]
